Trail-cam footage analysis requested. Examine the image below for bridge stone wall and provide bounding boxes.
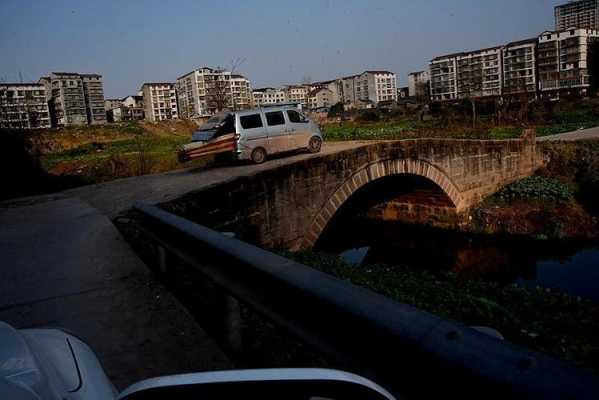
[162,131,540,250]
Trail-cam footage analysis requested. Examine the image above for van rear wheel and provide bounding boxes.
[308,137,322,153]
[251,147,267,164]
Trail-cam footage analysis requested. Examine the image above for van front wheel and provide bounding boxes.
[308,137,322,153]
[251,147,267,164]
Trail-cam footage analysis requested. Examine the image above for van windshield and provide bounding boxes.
[199,113,232,132]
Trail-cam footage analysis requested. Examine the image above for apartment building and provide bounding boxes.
[430,48,506,101]
[104,98,122,111]
[252,87,287,106]
[0,83,51,129]
[457,47,503,98]
[106,95,144,122]
[430,41,540,101]
[407,70,430,98]
[337,75,358,105]
[38,72,106,126]
[503,38,538,95]
[176,67,252,118]
[81,74,107,125]
[397,87,409,98]
[308,87,335,109]
[538,28,599,96]
[353,71,397,104]
[282,84,310,106]
[555,0,599,30]
[141,83,178,122]
[430,55,458,101]
[230,74,252,110]
[39,73,87,126]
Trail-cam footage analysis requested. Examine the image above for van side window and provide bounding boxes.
[287,110,307,123]
[240,114,263,129]
[265,111,285,126]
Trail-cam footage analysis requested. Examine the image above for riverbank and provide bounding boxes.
[284,250,599,373]
[468,140,599,239]
[367,140,599,240]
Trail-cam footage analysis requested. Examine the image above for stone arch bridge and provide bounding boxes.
[163,131,541,250]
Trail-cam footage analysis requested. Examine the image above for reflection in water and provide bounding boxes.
[318,218,599,302]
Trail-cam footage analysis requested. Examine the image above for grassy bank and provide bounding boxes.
[28,120,211,186]
[321,119,524,141]
[321,97,599,141]
[284,251,599,372]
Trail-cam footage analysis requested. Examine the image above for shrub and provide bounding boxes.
[327,102,344,118]
[355,109,380,122]
[497,176,573,203]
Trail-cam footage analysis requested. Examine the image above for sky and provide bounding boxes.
[0,0,564,98]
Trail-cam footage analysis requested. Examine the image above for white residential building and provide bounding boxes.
[104,98,122,111]
[309,80,343,105]
[252,87,287,106]
[456,47,503,98]
[353,71,397,104]
[282,85,310,106]
[538,28,599,96]
[430,55,458,101]
[555,0,599,30]
[308,87,335,109]
[141,82,178,122]
[39,72,107,126]
[0,83,51,129]
[503,38,538,95]
[230,74,252,110]
[176,67,253,118]
[407,70,430,98]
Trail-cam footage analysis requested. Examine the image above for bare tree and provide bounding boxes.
[460,68,482,128]
[229,57,246,111]
[207,57,246,113]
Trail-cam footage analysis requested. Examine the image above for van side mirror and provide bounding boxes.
[118,369,396,400]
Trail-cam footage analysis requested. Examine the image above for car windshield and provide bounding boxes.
[199,113,231,131]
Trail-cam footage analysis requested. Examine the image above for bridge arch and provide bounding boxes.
[301,158,464,249]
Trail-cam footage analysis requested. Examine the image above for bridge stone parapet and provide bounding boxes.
[162,131,541,250]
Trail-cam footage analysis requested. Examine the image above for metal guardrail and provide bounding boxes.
[133,202,599,400]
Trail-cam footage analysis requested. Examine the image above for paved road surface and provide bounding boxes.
[0,142,368,389]
[62,141,371,218]
[0,196,230,390]
[537,126,599,142]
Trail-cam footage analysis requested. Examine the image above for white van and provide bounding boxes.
[179,106,323,164]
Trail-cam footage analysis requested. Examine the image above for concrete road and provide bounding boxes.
[0,142,369,389]
[0,196,230,390]
[62,141,371,218]
[537,125,599,142]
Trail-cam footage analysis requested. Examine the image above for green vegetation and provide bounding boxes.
[541,140,599,212]
[321,97,599,141]
[536,98,599,136]
[24,120,208,187]
[41,136,188,170]
[495,176,573,204]
[283,251,599,371]
[321,119,524,141]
